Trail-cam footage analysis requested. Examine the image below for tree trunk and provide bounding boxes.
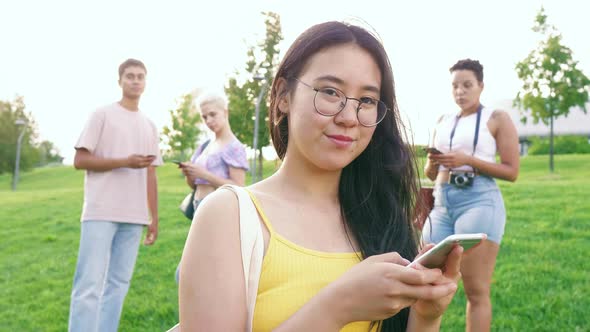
[549,114,554,173]
[258,148,263,180]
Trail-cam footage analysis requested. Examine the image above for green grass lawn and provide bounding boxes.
[0,155,588,331]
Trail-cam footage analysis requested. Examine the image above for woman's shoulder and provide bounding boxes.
[488,109,514,125]
[219,138,249,168]
[434,113,454,126]
[194,186,240,226]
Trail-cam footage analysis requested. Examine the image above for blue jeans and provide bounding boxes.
[69,221,143,332]
[422,175,506,245]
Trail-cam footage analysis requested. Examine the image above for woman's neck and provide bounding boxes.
[214,125,233,142]
[460,103,480,117]
[273,155,341,203]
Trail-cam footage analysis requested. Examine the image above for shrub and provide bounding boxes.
[527,135,590,155]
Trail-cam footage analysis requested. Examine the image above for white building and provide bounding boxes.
[491,100,590,155]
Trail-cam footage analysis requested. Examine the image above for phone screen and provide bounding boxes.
[425,147,442,155]
[408,233,485,269]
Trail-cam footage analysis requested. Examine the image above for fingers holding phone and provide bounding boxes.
[409,244,463,320]
[424,147,443,155]
[409,233,486,270]
[172,160,185,168]
[127,154,155,168]
[424,147,444,162]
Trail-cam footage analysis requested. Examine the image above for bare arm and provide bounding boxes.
[466,111,520,181]
[424,117,444,181]
[207,167,246,187]
[73,148,128,171]
[184,172,196,190]
[179,189,248,330]
[144,166,158,245]
[182,164,246,188]
[407,309,442,332]
[73,148,154,172]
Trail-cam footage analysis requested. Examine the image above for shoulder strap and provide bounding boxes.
[191,139,211,163]
[246,190,275,234]
[449,105,483,173]
[201,139,211,151]
[220,184,264,332]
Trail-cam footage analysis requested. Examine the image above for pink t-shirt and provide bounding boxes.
[75,102,163,225]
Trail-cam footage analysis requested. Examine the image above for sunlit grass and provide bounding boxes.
[1,155,588,331]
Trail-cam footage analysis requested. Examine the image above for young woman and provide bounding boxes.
[180,22,463,331]
[175,93,248,281]
[180,93,249,210]
[423,59,520,332]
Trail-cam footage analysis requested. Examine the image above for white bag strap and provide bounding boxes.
[167,185,264,332]
[221,184,264,332]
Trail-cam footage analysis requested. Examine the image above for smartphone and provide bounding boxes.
[171,160,182,166]
[408,233,486,269]
[424,147,443,155]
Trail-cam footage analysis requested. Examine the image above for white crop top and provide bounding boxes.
[433,106,497,172]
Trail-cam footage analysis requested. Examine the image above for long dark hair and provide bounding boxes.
[268,21,420,331]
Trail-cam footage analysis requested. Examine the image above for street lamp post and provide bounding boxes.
[12,119,26,191]
[251,76,268,183]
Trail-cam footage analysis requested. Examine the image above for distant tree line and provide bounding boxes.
[0,96,63,176]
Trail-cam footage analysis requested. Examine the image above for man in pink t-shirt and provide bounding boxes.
[68,59,163,332]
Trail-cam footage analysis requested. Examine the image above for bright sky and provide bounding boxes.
[1,0,589,164]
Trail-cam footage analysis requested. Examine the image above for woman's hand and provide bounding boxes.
[431,151,473,169]
[181,163,208,182]
[425,153,441,180]
[409,244,463,321]
[321,252,460,327]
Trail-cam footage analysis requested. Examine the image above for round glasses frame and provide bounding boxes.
[292,77,389,127]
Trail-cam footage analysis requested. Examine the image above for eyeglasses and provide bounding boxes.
[293,77,389,127]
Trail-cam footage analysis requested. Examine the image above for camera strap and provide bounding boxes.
[449,104,483,173]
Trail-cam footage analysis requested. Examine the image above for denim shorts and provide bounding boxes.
[422,175,506,245]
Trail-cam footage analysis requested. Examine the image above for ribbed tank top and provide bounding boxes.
[247,191,378,332]
[434,106,497,172]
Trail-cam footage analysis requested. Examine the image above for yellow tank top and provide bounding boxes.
[248,191,377,332]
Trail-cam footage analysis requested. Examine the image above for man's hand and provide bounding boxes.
[144,221,158,245]
[127,154,156,169]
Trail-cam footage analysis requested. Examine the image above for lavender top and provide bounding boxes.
[190,138,249,185]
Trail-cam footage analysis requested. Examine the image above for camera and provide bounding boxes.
[449,171,475,188]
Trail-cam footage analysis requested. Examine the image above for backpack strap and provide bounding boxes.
[167,185,263,332]
[220,184,264,332]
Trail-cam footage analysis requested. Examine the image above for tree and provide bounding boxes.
[0,96,40,176]
[161,92,202,160]
[225,11,283,181]
[514,7,590,172]
[36,140,64,166]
